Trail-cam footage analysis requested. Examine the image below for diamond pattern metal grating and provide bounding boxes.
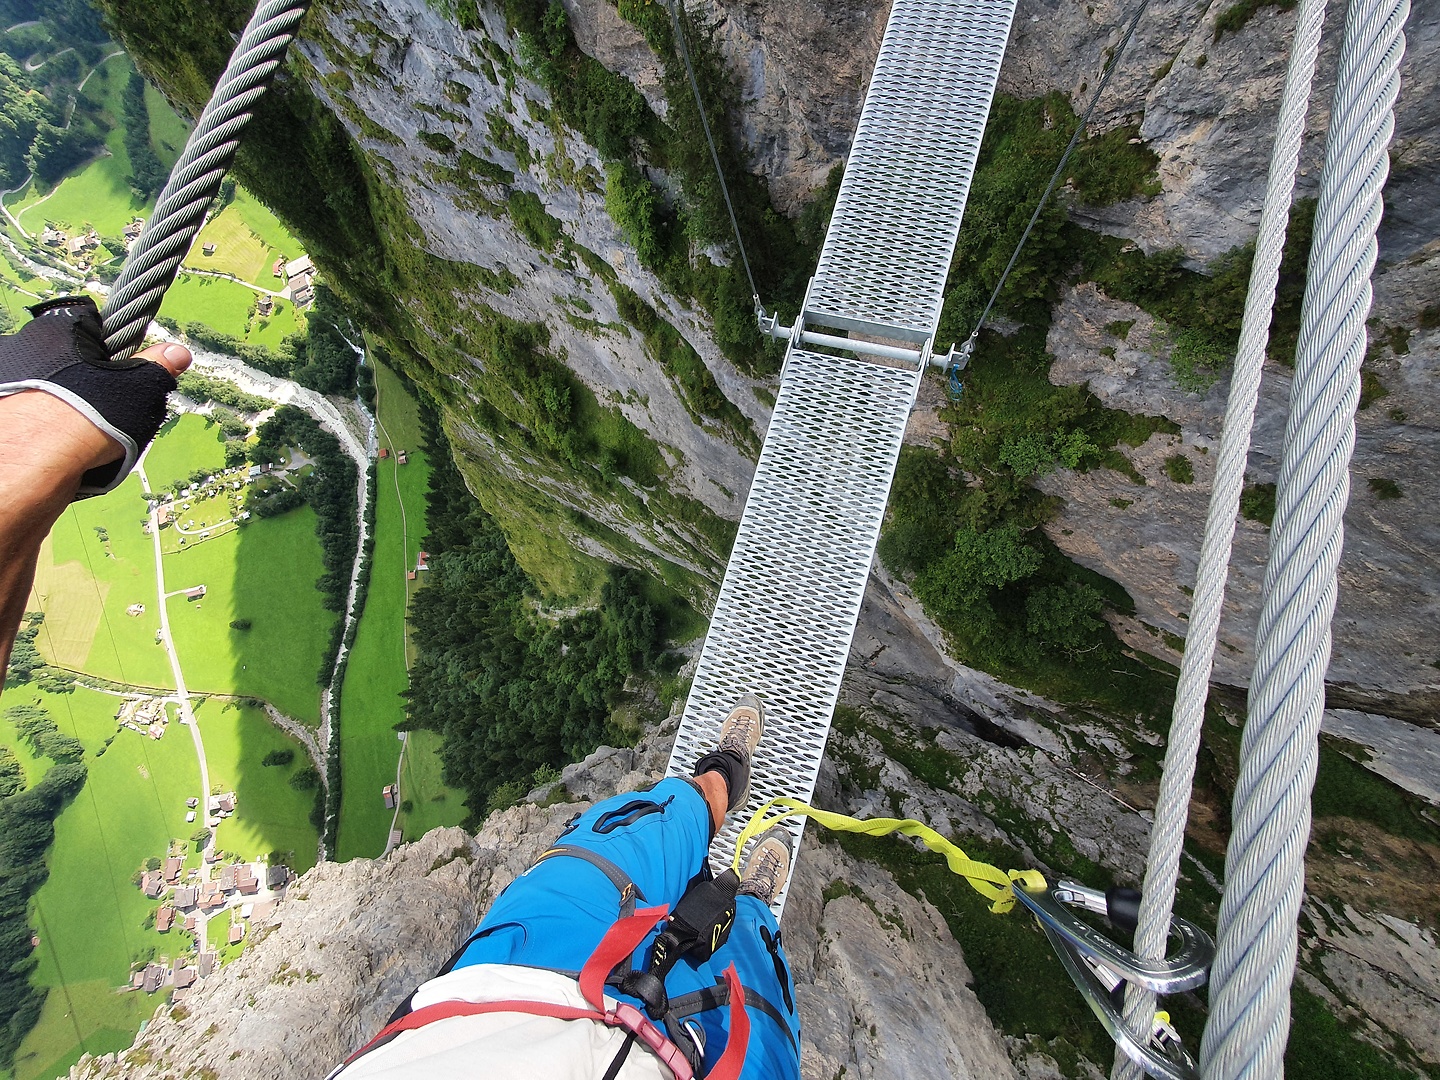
[666,0,1017,915]
[667,352,920,910]
[806,0,1018,342]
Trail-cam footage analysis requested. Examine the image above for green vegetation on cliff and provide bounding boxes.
[403,403,692,821]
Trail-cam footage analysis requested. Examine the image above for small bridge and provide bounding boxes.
[667,0,1020,911]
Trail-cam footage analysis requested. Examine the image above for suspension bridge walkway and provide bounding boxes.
[666,0,1019,910]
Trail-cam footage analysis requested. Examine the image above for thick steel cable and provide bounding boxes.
[665,0,760,309]
[963,0,1149,356]
[1108,1,1328,1076]
[99,0,313,360]
[1199,0,1409,1075]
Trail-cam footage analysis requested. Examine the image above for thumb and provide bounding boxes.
[132,341,192,378]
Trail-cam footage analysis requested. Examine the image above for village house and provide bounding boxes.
[377,446,389,460]
[219,865,237,892]
[186,797,199,809]
[216,793,236,813]
[124,219,144,244]
[41,226,64,247]
[141,870,163,899]
[266,865,291,891]
[289,272,315,307]
[141,963,164,993]
[173,967,197,990]
[173,885,199,908]
[163,856,182,883]
[284,254,314,280]
[256,293,274,317]
[228,922,244,945]
[198,951,216,977]
[271,256,286,278]
[416,551,430,572]
[125,603,145,617]
[396,450,408,465]
[156,906,175,932]
[183,913,198,932]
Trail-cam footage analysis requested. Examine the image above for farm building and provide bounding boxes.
[202,241,217,256]
[284,254,314,279]
[382,784,397,809]
[183,585,207,601]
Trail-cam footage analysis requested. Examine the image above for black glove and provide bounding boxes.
[0,296,177,497]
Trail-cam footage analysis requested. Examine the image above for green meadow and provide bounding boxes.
[5,684,319,1080]
[10,683,197,1080]
[143,413,229,491]
[336,360,463,859]
[164,507,336,725]
[15,54,156,237]
[29,474,173,690]
[197,699,319,872]
[160,271,304,348]
[187,186,301,287]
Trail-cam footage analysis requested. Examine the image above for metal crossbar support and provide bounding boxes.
[668,0,1017,913]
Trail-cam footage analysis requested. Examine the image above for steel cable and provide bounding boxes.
[99,0,313,360]
[1199,0,1409,1074]
[962,0,1149,357]
[665,0,761,309]
[1108,1,1328,1076]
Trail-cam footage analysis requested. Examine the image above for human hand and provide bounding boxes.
[0,298,190,678]
[0,296,191,496]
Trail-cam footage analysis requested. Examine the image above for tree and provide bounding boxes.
[1026,580,1106,655]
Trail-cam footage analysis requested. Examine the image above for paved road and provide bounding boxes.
[136,444,216,907]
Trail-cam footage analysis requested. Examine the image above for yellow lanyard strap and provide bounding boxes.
[732,797,1046,914]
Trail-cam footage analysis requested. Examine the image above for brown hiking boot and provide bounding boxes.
[737,827,792,905]
[716,693,764,762]
[713,694,764,809]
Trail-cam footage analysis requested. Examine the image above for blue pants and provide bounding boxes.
[454,778,800,1080]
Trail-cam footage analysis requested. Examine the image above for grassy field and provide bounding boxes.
[164,506,335,725]
[187,187,301,287]
[336,360,464,859]
[159,271,303,347]
[29,474,173,689]
[143,413,229,491]
[11,684,197,1080]
[196,698,319,872]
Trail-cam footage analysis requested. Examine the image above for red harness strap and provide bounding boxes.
[343,904,751,1080]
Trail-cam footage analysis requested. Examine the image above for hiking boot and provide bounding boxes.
[737,827,792,905]
[708,693,763,810]
[716,693,764,764]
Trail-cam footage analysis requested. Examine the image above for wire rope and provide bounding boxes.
[961,0,1149,359]
[1199,0,1409,1073]
[1108,1,1328,1075]
[98,0,313,359]
[664,0,760,309]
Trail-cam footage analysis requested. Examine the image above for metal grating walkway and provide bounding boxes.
[806,0,1018,343]
[666,0,1017,913]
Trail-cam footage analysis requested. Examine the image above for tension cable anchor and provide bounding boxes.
[1013,879,1214,1080]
